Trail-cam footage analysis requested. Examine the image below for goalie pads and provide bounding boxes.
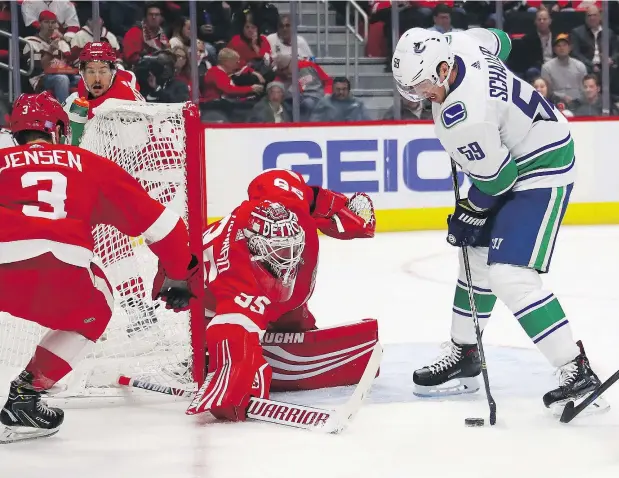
[261,319,379,391]
[187,322,271,420]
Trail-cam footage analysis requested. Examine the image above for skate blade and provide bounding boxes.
[0,426,59,444]
[549,393,611,418]
[414,376,480,398]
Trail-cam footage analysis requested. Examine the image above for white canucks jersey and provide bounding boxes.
[0,128,17,149]
[433,29,575,196]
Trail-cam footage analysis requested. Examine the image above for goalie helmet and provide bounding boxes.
[392,28,454,102]
[244,201,305,302]
[10,92,69,144]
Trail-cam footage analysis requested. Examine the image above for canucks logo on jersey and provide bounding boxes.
[441,102,467,129]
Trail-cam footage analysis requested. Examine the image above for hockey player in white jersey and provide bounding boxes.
[392,28,607,415]
[0,128,17,148]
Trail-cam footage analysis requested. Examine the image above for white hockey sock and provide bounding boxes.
[488,263,579,367]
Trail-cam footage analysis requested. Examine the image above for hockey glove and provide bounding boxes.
[446,200,489,247]
[312,188,375,239]
[152,254,199,312]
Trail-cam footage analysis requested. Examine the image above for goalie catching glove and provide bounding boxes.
[312,188,376,239]
[152,254,200,311]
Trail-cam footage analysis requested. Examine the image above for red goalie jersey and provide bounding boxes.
[190,170,377,421]
[203,169,376,332]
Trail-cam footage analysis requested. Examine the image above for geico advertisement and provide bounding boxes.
[205,123,471,216]
[204,121,619,217]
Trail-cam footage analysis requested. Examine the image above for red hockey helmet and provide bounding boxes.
[247,169,308,203]
[79,41,116,66]
[10,92,69,144]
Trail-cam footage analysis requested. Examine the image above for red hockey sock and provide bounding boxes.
[25,346,73,392]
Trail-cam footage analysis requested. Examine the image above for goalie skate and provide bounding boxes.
[413,341,481,397]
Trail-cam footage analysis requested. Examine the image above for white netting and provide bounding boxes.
[0,100,199,399]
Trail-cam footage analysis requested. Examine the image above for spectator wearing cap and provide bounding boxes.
[541,33,587,106]
[310,77,371,122]
[572,74,619,116]
[248,81,291,123]
[70,15,120,67]
[23,10,78,103]
[123,2,170,68]
[274,54,332,121]
[21,0,80,43]
[267,15,313,62]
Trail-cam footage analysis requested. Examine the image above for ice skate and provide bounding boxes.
[543,341,610,417]
[0,372,64,444]
[413,340,481,397]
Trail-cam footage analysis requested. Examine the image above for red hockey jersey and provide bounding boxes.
[203,171,320,331]
[77,70,144,119]
[0,143,191,280]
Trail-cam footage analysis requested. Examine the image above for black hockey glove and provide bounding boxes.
[446,199,489,247]
[152,255,199,312]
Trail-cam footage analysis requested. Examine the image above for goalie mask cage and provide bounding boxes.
[0,100,206,400]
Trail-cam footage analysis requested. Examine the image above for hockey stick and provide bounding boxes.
[560,368,619,423]
[450,160,497,426]
[118,342,382,433]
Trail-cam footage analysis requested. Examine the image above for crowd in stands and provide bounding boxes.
[2,0,619,125]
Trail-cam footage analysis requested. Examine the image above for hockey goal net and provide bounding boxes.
[0,100,206,400]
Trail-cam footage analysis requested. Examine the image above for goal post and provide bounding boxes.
[0,100,207,399]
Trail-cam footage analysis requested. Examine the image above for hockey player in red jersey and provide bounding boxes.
[0,92,198,443]
[188,169,377,421]
[64,41,143,121]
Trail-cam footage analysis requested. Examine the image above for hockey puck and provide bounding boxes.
[464,418,485,427]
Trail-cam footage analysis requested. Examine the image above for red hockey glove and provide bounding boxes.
[186,323,271,420]
[312,187,349,219]
[152,254,199,312]
[313,190,376,240]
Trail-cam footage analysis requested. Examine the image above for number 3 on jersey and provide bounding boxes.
[21,171,68,219]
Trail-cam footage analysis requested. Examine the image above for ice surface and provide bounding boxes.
[2,226,619,478]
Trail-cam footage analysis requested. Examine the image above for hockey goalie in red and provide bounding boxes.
[0,92,198,444]
[188,169,378,421]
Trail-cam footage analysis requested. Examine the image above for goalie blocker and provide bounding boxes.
[262,319,379,391]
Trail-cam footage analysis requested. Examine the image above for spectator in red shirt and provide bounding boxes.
[201,48,264,103]
[227,11,272,71]
[201,48,265,123]
[123,2,170,68]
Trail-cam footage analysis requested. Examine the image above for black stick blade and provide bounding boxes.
[560,401,576,423]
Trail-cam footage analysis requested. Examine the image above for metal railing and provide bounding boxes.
[0,28,35,103]
[345,0,368,89]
